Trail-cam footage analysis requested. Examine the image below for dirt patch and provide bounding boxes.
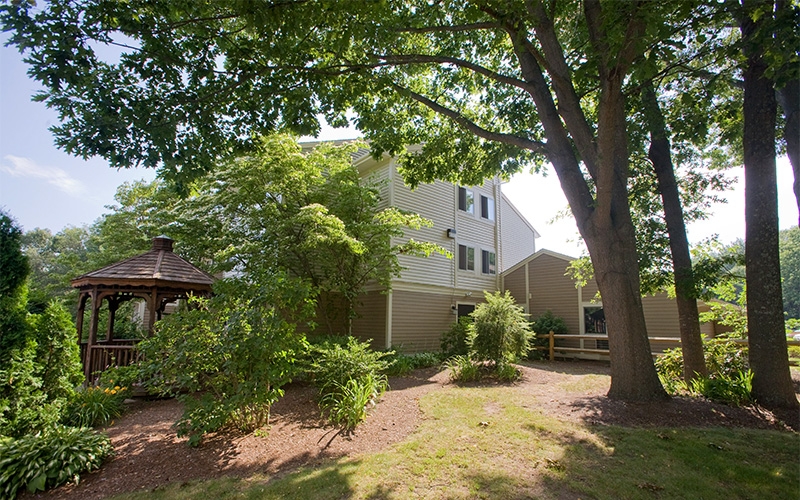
[27,361,798,500]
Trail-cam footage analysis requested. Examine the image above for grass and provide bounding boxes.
[112,371,798,500]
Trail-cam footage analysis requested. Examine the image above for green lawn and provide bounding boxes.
[112,376,799,500]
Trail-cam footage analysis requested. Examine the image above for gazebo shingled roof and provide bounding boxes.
[72,235,215,289]
[72,236,215,382]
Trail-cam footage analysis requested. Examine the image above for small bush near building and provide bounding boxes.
[384,351,441,376]
[0,425,112,499]
[470,291,532,366]
[308,337,390,431]
[440,316,472,359]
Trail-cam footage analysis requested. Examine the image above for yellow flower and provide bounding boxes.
[110,389,117,395]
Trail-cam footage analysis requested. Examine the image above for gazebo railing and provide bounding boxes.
[81,340,141,381]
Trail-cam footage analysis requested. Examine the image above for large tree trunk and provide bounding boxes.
[740,0,799,409]
[641,84,708,382]
[505,0,667,401]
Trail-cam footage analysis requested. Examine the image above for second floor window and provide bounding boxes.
[458,187,474,214]
[480,195,495,221]
[458,244,475,271]
[482,250,496,274]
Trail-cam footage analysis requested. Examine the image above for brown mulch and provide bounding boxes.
[29,362,799,500]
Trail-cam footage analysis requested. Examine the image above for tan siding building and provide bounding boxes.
[346,152,538,352]
[501,249,723,358]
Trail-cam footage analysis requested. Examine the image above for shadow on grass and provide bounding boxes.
[535,421,800,500]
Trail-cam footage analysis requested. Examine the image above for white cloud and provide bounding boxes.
[1,155,88,197]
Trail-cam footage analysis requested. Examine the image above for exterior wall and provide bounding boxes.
[352,290,387,350]
[527,253,581,334]
[454,179,500,292]
[391,161,458,289]
[498,193,536,272]
[502,264,528,311]
[390,288,464,353]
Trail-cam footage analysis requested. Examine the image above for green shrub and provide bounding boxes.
[0,425,113,498]
[309,337,390,430]
[308,337,391,395]
[97,364,141,393]
[384,351,441,376]
[64,385,128,428]
[445,355,481,382]
[139,277,311,446]
[495,362,522,382]
[320,373,386,431]
[0,343,63,438]
[29,301,83,401]
[656,337,752,405]
[470,291,532,366]
[440,316,472,359]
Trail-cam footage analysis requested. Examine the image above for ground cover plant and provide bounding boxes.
[656,336,754,405]
[103,363,799,500]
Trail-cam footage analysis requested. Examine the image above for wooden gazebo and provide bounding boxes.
[71,236,215,381]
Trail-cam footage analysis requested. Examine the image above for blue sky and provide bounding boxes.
[1,35,796,258]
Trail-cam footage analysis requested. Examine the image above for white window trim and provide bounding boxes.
[481,248,497,275]
[458,243,476,272]
[458,186,474,214]
[480,194,496,222]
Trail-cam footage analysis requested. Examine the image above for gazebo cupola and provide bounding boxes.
[71,236,215,381]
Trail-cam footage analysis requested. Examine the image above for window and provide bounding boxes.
[458,187,474,214]
[480,195,495,221]
[458,244,475,271]
[481,250,496,274]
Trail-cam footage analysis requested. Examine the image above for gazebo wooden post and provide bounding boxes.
[84,287,101,382]
[76,293,88,345]
[146,287,158,335]
[106,295,119,342]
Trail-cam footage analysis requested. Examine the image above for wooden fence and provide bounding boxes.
[538,331,800,363]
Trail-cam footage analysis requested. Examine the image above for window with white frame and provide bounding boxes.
[480,195,495,221]
[481,250,496,274]
[458,244,475,271]
[458,186,474,214]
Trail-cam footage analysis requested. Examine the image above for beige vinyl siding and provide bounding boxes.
[390,290,456,352]
[359,158,392,210]
[641,293,680,338]
[528,254,580,334]
[456,180,499,291]
[502,265,527,310]
[352,290,387,349]
[392,167,456,288]
[498,194,536,272]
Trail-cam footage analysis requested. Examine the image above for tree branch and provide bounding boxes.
[390,83,547,153]
[376,53,533,93]
[526,0,599,179]
[394,22,500,33]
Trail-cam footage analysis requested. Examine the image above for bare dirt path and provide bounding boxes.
[29,361,798,500]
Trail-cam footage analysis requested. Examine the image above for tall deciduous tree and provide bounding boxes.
[2,0,730,400]
[738,0,798,409]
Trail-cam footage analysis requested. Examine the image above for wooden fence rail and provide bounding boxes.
[538,331,800,363]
